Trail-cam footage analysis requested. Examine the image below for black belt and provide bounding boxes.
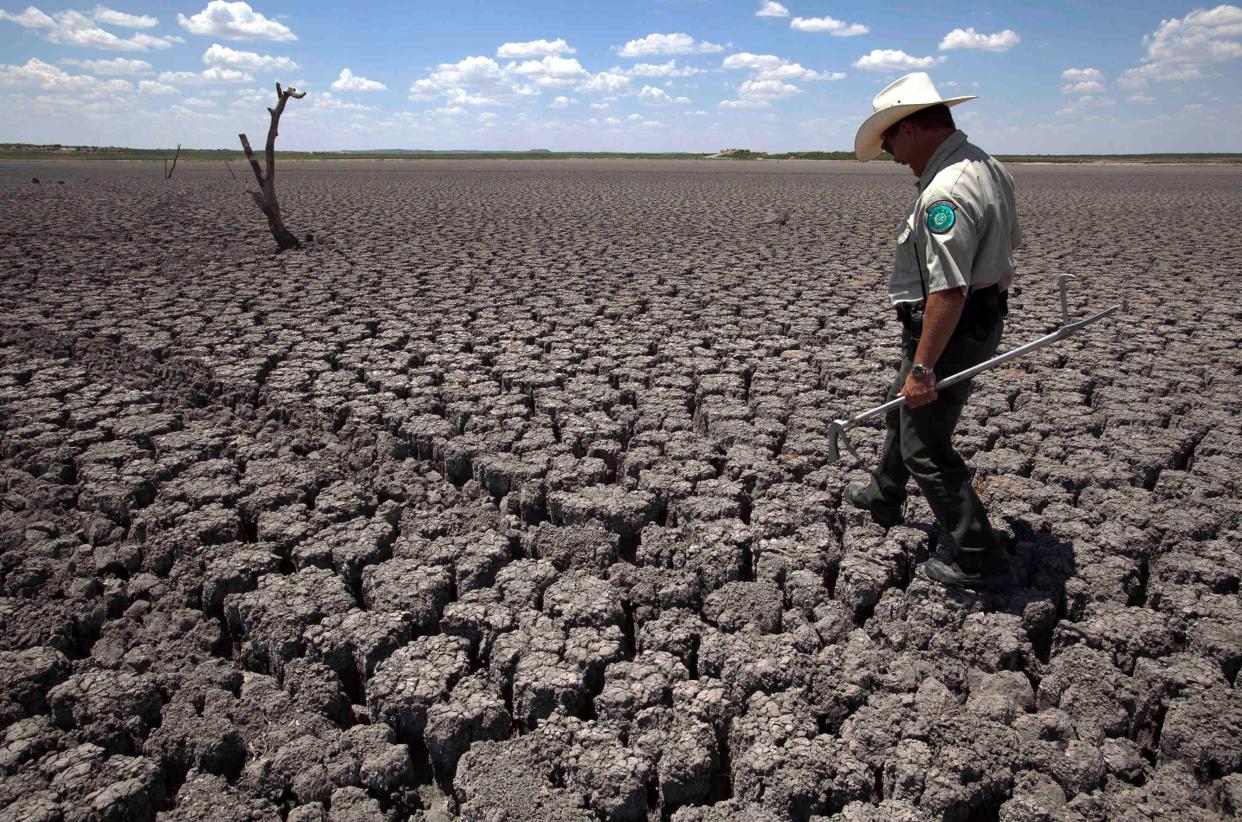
[896,285,1008,334]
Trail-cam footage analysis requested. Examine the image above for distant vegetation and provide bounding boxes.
[1,143,1238,164]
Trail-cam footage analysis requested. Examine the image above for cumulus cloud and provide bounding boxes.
[203,43,297,71]
[1127,93,1156,103]
[1117,5,1242,88]
[722,51,843,81]
[616,32,724,57]
[137,79,176,93]
[1060,67,1105,95]
[638,84,690,105]
[0,6,55,27]
[0,56,132,94]
[550,95,576,107]
[178,1,296,41]
[755,1,788,17]
[61,56,152,75]
[938,27,1020,52]
[853,49,946,72]
[91,5,156,28]
[407,52,634,107]
[511,55,590,87]
[496,38,575,58]
[576,68,630,94]
[790,16,869,36]
[628,59,703,77]
[0,6,181,50]
[332,68,386,92]
[408,55,533,105]
[719,75,804,109]
[159,66,252,84]
[1056,94,1116,117]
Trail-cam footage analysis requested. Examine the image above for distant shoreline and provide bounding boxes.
[1,145,1239,165]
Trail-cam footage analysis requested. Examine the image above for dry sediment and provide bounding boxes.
[0,158,1239,821]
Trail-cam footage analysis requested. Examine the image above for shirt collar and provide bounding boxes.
[917,130,968,191]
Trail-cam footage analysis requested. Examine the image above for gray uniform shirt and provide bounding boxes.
[889,130,1021,306]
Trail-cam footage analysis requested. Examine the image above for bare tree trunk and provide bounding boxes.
[165,143,181,179]
[238,83,305,252]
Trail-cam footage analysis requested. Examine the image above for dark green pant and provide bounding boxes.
[860,317,1004,563]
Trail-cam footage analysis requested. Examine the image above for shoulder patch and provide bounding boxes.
[926,200,956,234]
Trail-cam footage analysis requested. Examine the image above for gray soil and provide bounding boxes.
[0,158,1239,821]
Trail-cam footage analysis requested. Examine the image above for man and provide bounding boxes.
[845,72,1020,589]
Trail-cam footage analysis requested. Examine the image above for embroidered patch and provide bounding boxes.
[926,200,956,234]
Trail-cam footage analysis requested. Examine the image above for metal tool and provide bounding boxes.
[826,275,1120,463]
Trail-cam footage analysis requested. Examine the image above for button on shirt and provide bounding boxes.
[889,130,1021,306]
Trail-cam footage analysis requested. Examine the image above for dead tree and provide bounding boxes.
[239,83,305,251]
[164,143,181,179]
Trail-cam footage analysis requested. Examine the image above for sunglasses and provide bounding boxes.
[881,120,903,155]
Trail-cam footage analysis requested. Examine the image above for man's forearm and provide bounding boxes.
[913,287,966,369]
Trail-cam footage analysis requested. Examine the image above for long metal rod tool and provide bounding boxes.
[827,275,1120,463]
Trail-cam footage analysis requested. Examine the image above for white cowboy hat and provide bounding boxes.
[854,72,977,161]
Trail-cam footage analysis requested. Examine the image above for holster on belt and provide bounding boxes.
[896,285,1007,340]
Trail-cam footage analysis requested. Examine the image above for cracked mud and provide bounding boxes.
[1,158,1239,821]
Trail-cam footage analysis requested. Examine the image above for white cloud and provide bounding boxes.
[61,56,152,75]
[0,7,181,50]
[616,32,724,57]
[203,43,297,71]
[604,116,621,125]
[182,95,216,108]
[511,55,590,87]
[159,66,252,84]
[629,59,703,77]
[576,68,631,95]
[0,56,131,94]
[550,95,576,107]
[1062,80,1105,94]
[722,52,843,82]
[938,27,1020,52]
[301,90,375,114]
[755,1,788,17]
[639,84,690,105]
[408,55,535,105]
[853,49,946,72]
[1056,94,1116,117]
[1062,67,1105,83]
[496,38,575,58]
[0,6,54,27]
[332,68,386,92]
[1060,67,1105,95]
[138,79,176,94]
[589,101,609,110]
[1117,5,1242,88]
[790,16,869,36]
[738,78,801,99]
[92,5,156,28]
[1127,94,1156,104]
[178,1,296,41]
[719,98,770,109]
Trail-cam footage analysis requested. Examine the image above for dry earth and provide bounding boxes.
[0,158,1239,822]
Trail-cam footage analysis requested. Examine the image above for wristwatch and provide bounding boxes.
[911,363,933,380]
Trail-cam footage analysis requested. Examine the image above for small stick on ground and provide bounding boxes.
[239,83,305,251]
[224,159,238,181]
[165,143,181,179]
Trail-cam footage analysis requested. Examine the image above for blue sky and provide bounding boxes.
[1,1,1240,153]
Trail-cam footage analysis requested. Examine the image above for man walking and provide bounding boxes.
[845,72,1020,589]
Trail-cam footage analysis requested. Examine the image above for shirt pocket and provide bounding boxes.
[896,215,914,245]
